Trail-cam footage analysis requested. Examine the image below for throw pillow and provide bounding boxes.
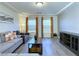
[5,34,11,42]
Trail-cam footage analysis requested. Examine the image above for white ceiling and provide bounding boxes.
[4,2,70,15]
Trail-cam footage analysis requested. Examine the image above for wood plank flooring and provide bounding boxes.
[15,38,76,56]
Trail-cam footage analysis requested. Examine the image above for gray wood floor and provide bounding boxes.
[15,38,76,56]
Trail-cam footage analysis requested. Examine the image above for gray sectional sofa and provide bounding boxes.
[0,32,23,53]
[0,34,40,56]
[0,38,23,53]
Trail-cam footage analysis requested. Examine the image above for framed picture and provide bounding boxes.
[0,16,14,23]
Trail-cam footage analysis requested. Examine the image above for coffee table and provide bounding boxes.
[28,43,42,55]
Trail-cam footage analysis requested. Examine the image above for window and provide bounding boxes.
[43,18,51,37]
[28,20,36,32]
[43,20,50,33]
[28,16,36,35]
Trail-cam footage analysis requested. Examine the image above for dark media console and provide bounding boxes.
[60,32,79,55]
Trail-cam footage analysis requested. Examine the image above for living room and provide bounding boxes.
[0,1,79,56]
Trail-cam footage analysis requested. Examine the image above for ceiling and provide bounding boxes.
[4,2,70,15]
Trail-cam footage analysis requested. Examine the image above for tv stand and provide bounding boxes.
[60,32,79,55]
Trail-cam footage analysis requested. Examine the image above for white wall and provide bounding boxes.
[0,3,19,32]
[58,3,79,33]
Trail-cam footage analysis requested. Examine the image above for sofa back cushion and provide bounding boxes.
[5,32,17,41]
[0,32,11,43]
[0,33,5,43]
[0,31,19,43]
[5,34,11,42]
[0,37,2,43]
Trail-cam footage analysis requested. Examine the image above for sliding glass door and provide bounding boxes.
[25,16,53,38]
[28,17,36,36]
[43,17,51,38]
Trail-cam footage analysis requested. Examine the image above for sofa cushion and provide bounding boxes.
[0,32,10,43]
[0,33,5,43]
[5,34,11,42]
[0,37,1,43]
[0,38,22,53]
[3,38,23,53]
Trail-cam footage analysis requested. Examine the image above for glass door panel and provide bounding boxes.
[28,17,36,37]
[43,19,51,37]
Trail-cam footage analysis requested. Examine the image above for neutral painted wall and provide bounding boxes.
[0,3,19,32]
[58,3,79,34]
